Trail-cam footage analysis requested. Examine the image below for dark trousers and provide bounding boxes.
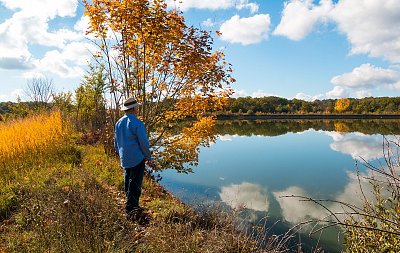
[124,159,145,213]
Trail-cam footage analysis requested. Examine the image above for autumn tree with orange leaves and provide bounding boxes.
[83,0,234,172]
[334,98,351,113]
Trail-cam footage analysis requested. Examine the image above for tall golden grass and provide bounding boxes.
[0,110,66,162]
[0,110,71,219]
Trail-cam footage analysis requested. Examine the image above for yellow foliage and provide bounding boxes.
[0,111,68,163]
[153,116,217,173]
[334,122,350,133]
[335,98,351,113]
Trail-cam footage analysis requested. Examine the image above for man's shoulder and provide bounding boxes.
[115,115,127,124]
[127,114,143,123]
[116,114,144,128]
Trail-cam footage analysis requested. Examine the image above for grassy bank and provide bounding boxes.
[0,145,265,252]
[0,112,293,252]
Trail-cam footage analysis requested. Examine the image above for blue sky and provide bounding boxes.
[1,0,400,102]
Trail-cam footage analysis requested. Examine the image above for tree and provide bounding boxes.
[84,0,234,172]
[75,64,107,132]
[334,98,351,113]
[52,91,74,117]
[25,77,54,105]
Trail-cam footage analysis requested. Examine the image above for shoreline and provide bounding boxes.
[216,114,400,120]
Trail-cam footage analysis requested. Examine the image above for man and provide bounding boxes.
[114,97,153,220]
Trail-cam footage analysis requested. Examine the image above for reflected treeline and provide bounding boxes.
[215,119,400,136]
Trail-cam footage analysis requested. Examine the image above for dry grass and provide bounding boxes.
[1,166,136,252]
[0,111,66,161]
[0,111,74,220]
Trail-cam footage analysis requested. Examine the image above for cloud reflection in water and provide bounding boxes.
[220,172,390,226]
[219,182,269,212]
[272,186,327,224]
[216,131,398,227]
[329,133,383,161]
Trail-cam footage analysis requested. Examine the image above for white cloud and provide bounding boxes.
[32,47,85,78]
[0,56,32,70]
[233,89,277,98]
[0,94,7,102]
[274,0,400,63]
[332,0,400,63]
[11,14,61,48]
[202,18,215,28]
[304,64,400,100]
[315,87,371,100]
[0,17,32,69]
[0,0,77,18]
[74,15,90,32]
[18,42,94,80]
[0,0,81,49]
[325,85,347,98]
[23,71,45,80]
[11,88,26,101]
[0,0,87,78]
[62,42,96,66]
[236,0,259,13]
[252,89,276,97]
[220,14,271,45]
[331,64,400,88]
[294,92,313,101]
[295,86,347,101]
[167,0,259,13]
[219,182,269,212]
[296,63,400,100]
[354,89,372,98]
[232,89,249,97]
[273,0,333,41]
[167,0,233,11]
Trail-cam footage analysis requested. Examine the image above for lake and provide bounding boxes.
[159,119,400,252]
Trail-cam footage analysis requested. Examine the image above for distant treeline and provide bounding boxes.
[216,119,400,137]
[0,101,50,119]
[0,101,43,114]
[2,96,400,120]
[223,96,400,115]
[0,101,15,114]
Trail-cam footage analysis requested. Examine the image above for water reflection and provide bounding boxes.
[219,182,269,212]
[272,186,327,224]
[216,119,400,136]
[271,170,372,225]
[160,119,400,252]
[328,133,395,161]
[217,169,374,226]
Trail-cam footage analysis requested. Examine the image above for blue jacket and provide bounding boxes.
[114,114,152,168]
